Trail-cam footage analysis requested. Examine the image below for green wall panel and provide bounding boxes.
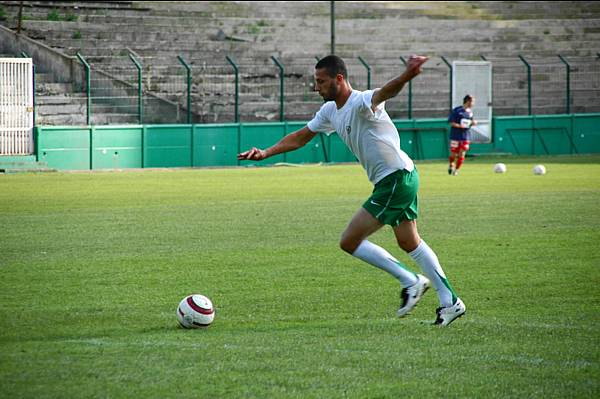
[328,134,356,163]
[494,117,534,155]
[37,127,90,170]
[573,114,600,153]
[287,134,329,163]
[395,120,451,160]
[92,126,142,169]
[145,125,192,168]
[34,114,600,171]
[532,116,574,155]
[239,123,286,166]
[284,122,329,163]
[414,119,449,160]
[394,120,418,159]
[193,124,239,167]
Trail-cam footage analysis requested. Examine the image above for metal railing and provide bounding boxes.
[36,53,596,125]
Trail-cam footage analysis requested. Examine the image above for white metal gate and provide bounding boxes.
[0,58,34,155]
[452,61,492,143]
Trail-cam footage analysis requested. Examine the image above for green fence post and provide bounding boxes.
[271,56,285,122]
[141,125,146,168]
[312,56,329,162]
[399,56,413,119]
[330,0,335,55]
[480,55,487,61]
[518,55,532,116]
[20,51,36,127]
[89,126,94,169]
[177,55,192,124]
[226,55,239,123]
[558,54,571,114]
[357,56,371,90]
[315,56,321,62]
[440,56,452,114]
[76,52,91,125]
[128,53,143,124]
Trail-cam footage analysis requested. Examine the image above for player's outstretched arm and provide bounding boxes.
[237,126,317,161]
[371,55,428,111]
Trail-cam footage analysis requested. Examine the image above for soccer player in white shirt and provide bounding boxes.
[238,55,465,326]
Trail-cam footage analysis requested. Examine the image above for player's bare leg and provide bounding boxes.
[454,148,467,175]
[339,208,383,254]
[448,141,459,175]
[448,154,456,175]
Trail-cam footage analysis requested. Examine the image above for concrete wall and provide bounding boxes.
[0,24,84,87]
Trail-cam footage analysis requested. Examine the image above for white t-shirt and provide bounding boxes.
[307,89,414,184]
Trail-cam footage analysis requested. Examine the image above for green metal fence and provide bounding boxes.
[76,53,190,125]
[62,53,600,125]
[569,56,600,114]
[83,53,143,125]
[188,60,236,123]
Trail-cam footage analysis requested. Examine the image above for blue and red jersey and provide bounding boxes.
[448,106,473,141]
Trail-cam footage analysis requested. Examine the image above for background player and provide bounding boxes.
[447,95,477,176]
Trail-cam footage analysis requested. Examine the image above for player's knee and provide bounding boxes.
[396,235,420,252]
[339,236,359,254]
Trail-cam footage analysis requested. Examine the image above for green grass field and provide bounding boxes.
[1,155,599,398]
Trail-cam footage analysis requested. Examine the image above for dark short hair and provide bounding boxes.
[315,55,348,79]
[463,95,473,104]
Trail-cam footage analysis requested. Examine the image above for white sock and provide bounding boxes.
[352,240,418,287]
[408,240,457,307]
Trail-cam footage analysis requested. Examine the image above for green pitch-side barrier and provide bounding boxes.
[34,114,600,170]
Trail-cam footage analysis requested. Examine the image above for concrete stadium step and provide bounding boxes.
[47,41,274,55]
[90,113,140,125]
[19,20,229,35]
[35,72,57,84]
[6,1,143,10]
[36,82,77,95]
[36,94,86,105]
[36,113,86,125]
[0,155,53,173]
[0,1,150,14]
[37,102,86,116]
[58,47,279,60]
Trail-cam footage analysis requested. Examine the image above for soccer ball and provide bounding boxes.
[493,163,507,173]
[177,294,215,328]
[533,164,546,175]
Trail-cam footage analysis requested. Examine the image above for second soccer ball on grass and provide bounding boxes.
[493,163,507,173]
[533,164,547,175]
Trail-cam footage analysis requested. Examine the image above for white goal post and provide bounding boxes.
[0,58,34,155]
[452,61,492,143]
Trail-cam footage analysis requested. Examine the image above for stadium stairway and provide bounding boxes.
[0,1,599,124]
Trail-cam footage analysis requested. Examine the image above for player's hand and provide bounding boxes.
[237,147,267,161]
[405,55,429,79]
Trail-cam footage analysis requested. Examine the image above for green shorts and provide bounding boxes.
[362,168,419,226]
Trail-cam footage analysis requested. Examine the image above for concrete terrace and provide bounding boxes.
[0,1,599,124]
